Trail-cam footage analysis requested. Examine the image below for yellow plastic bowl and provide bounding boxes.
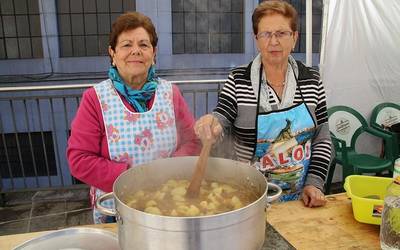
[344,175,392,225]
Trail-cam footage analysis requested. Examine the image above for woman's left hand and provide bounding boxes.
[301,185,327,208]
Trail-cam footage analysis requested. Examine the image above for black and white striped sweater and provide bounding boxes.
[213,60,332,191]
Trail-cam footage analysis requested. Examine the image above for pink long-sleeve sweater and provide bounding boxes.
[67,84,200,192]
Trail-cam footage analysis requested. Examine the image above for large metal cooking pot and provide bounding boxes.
[96,156,281,250]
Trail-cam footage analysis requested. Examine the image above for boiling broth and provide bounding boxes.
[125,179,259,217]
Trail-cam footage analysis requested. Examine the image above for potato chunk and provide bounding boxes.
[170,209,178,216]
[144,206,162,215]
[172,195,185,202]
[231,196,243,209]
[166,179,178,187]
[171,186,187,196]
[154,191,166,200]
[221,184,236,193]
[133,190,145,198]
[211,182,219,189]
[186,205,200,216]
[145,200,157,207]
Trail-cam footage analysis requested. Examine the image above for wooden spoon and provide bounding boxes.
[186,139,213,198]
[187,116,217,198]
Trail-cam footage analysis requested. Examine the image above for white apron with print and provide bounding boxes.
[92,79,177,223]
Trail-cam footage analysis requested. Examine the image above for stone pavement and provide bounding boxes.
[0,187,93,236]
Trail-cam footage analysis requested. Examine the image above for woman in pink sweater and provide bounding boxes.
[67,12,200,223]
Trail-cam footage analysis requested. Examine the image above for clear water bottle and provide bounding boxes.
[380,172,400,250]
[394,158,400,179]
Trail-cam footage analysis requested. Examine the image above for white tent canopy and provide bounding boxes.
[320,0,400,181]
[321,0,400,113]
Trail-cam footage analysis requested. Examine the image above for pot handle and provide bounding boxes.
[95,192,116,216]
[266,183,282,203]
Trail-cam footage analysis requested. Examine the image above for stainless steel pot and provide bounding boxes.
[96,156,281,250]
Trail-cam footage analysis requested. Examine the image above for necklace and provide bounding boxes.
[269,83,284,87]
[267,81,285,88]
[262,71,285,88]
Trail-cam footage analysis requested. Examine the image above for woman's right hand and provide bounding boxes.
[194,114,223,145]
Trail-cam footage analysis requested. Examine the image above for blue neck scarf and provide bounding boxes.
[108,66,158,113]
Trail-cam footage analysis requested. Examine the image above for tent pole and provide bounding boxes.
[306,0,313,66]
[320,0,330,76]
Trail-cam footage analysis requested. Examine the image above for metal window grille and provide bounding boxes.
[0,0,43,59]
[0,80,224,192]
[56,0,136,57]
[172,0,244,54]
[0,132,57,178]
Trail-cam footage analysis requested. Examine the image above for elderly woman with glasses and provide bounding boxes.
[195,1,332,207]
[67,12,200,223]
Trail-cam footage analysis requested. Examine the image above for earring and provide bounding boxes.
[112,61,116,67]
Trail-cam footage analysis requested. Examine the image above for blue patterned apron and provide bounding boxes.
[254,66,316,202]
[92,78,177,223]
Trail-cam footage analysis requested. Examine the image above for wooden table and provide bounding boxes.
[267,193,380,249]
[0,193,380,250]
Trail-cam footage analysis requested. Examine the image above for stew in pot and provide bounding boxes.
[125,179,259,217]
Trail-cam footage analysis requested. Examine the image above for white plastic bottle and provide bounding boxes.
[380,172,400,250]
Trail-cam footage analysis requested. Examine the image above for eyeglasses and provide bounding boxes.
[256,30,293,40]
